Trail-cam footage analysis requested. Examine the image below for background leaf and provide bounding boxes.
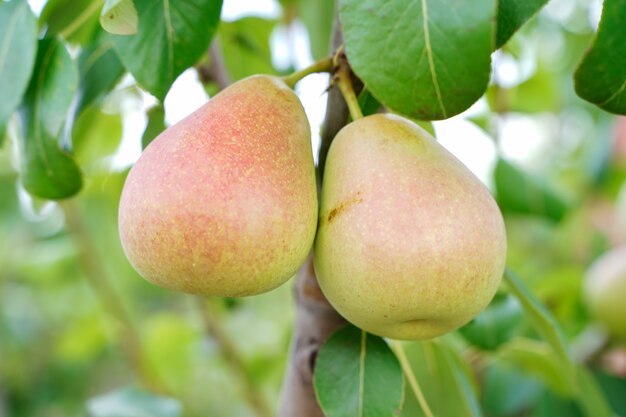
[87,386,182,417]
[18,38,82,199]
[76,30,125,113]
[496,0,548,48]
[40,0,102,45]
[482,362,544,417]
[594,370,626,416]
[503,269,574,387]
[459,293,523,351]
[0,0,38,143]
[112,0,223,100]
[574,367,615,417]
[72,106,123,169]
[574,0,626,115]
[100,0,138,35]
[218,17,277,82]
[314,325,404,417]
[339,0,495,120]
[400,339,482,417]
[486,66,561,113]
[494,158,570,222]
[497,338,573,396]
[142,105,166,149]
[294,0,334,60]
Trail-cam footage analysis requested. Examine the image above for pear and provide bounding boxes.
[314,114,507,340]
[118,75,317,297]
[583,245,626,340]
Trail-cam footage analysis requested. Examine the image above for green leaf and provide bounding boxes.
[400,340,482,417]
[357,88,435,136]
[112,0,223,101]
[142,313,201,390]
[497,338,572,396]
[486,67,561,113]
[441,343,483,417]
[459,293,523,351]
[0,0,38,144]
[87,386,182,417]
[339,0,495,120]
[357,89,382,117]
[483,362,543,417]
[18,38,82,200]
[531,390,584,417]
[100,0,138,35]
[41,0,102,45]
[594,370,626,417]
[574,0,626,115]
[503,269,574,387]
[496,0,548,48]
[494,158,570,222]
[72,106,123,169]
[574,367,615,417]
[295,0,334,60]
[219,17,277,82]
[142,105,166,149]
[314,325,404,417]
[76,31,125,113]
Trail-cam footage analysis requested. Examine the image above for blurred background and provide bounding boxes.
[1,0,626,416]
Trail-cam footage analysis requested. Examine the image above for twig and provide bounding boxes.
[197,39,231,91]
[282,57,333,89]
[196,297,273,417]
[277,256,347,416]
[334,52,363,121]
[61,201,167,394]
[317,30,363,181]
[277,4,357,415]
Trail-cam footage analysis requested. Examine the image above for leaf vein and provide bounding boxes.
[358,330,366,417]
[421,0,447,118]
[33,43,59,176]
[162,0,175,87]
[599,77,626,107]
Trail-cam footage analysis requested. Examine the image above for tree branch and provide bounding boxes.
[278,6,357,415]
[61,202,168,394]
[196,298,273,417]
[277,257,346,416]
[197,39,231,90]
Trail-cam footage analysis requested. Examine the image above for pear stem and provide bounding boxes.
[333,50,363,121]
[282,57,334,89]
[391,341,435,417]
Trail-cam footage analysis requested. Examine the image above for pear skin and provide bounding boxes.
[119,75,317,296]
[314,114,507,340]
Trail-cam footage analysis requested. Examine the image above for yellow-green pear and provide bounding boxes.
[118,75,317,297]
[314,114,507,340]
[583,245,626,339]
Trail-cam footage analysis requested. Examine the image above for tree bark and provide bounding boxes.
[277,8,356,416]
[197,40,231,90]
[277,257,346,416]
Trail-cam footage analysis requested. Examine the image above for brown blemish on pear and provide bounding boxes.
[326,191,363,224]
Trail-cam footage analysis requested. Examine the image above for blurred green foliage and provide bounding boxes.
[1,0,626,416]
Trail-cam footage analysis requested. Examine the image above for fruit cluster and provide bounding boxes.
[118,74,507,340]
